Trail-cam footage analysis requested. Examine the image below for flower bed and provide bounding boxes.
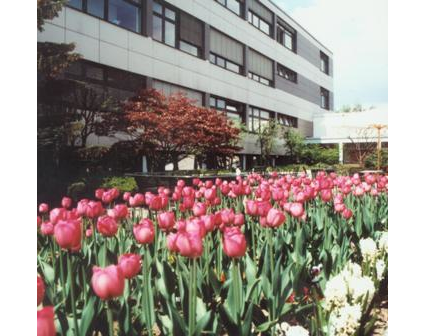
[37,171,388,336]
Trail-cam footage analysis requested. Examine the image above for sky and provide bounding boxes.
[273,0,388,110]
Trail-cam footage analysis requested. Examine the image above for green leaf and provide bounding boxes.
[79,296,96,336]
[195,311,212,336]
[39,260,55,285]
[255,319,279,332]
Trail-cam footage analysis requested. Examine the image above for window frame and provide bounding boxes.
[248,10,271,36]
[214,0,243,17]
[320,51,330,75]
[277,21,297,52]
[277,64,297,83]
[248,106,273,133]
[277,113,298,128]
[66,0,144,34]
[209,52,242,74]
[209,95,245,123]
[320,87,330,110]
[248,71,271,87]
[152,1,177,47]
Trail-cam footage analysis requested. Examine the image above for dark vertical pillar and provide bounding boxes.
[272,12,277,39]
[145,77,153,89]
[243,0,250,20]
[204,92,210,107]
[243,45,249,76]
[144,0,153,37]
[244,103,250,129]
[203,23,210,61]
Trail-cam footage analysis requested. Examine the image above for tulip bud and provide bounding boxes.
[290,202,304,218]
[61,197,72,209]
[133,219,155,244]
[157,211,175,232]
[91,265,125,300]
[37,306,56,336]
[54,219,82,251]
[37,276,45,306]
[118,254,141,279]
[97,215,118,237]
[40,222,54,236]
[266,208,286,228]
[39,203,49,214]
[192,202,207,217]
[222,227,246,258]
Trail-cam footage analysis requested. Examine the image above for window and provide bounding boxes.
[320,87,330,110]
[86,65,105,81]
[277,22,296,52]
[210,53,241,74]
[210,96,244,123]
[210,29,243,74]
[108,0,141,33]
[179,41,199,56]
[68,0,83,10]
[248,11,270,35]
[320,51,329,75]
[277,64,297,83]
[248,49,273,86]
[215,0,241,16]
[179,12,203,57]
[248,107,271,132]
[87,0,105,18]
[152,1,176,47]
[277,114,297,128]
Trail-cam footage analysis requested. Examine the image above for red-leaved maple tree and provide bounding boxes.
[122,89,241,171]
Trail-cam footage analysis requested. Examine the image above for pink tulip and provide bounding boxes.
[342,208,353,219]
[118,254,141,279]
[166,232,178,252]
[40,222,54,236]
[111,204,128,220]
[204,188,217,201]
[49,208,65,225]
[54,219,82,251]
[86,201,104,218]
[76,199,89,216]
[173,231,203,258]
[37,306,56,336]
[320,189,333,202]
[129,193,145,207]
[185,218,206,238]
[192,202,207,217]
[91,265,125,300]
[39,203,49,213]
[133,219,155,244]
[234,213,245,226]
[149,195,162,211]
[97,215,118,237]
[220,208,235,225]
[95,188,105,199]
[37,276,45,306]
[266,208,286,228]
[222,227,246,258]
[201,214,216,232]
[37,216,42,227]
[290,202,304,218]
[245,200,258,216]
[157,211,175,232]
[123,192,131,201]
[61,197,72,209]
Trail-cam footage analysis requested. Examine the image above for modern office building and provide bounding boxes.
[38,0,334,170]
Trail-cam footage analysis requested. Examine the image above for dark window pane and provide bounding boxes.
[153,15,162,41]
[87,0,104,18]
[86,65,104,80]
[165,8,176,21]
[165,21,175,46]
[68,0,83,10]
[209,53,216,63]
[153,2,162,14]
[108,0,141,33]
[65,61,83,76]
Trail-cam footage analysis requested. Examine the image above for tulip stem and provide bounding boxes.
[92,219,98,264]
[232,258,242,321]
[67,253,80,336]
[188,258,197,336]
[58,248,66,304]
[106,301,114,336]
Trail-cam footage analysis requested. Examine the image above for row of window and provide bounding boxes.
[215,0,242,16]
[66,1,331,108]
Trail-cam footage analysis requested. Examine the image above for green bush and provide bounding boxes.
[101,176,138,193]
[364,149,388,169]
[301,144,339,165]
[67,181,86,200]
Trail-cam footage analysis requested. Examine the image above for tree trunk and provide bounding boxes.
[172,153,179,171]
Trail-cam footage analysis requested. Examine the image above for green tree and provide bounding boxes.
[282,127,306,163]
[256,119,280,166]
